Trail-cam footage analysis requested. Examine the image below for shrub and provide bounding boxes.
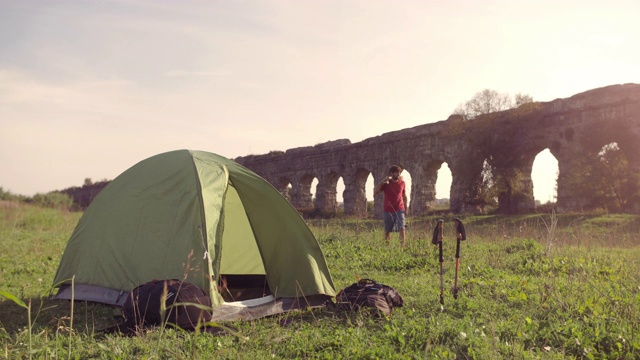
[0,187,26,202]
[26,192,74,210]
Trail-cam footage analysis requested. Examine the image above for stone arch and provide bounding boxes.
[436,162,453,203]
[290,174,315,209]
[612,140,640,212]
[336,176,345,210]
[343,167,370,217]
[492,158,536,215]
[310,178,319,207]
[402,168,412,205]
[275,176,292,201]
[233,84,640,215]
[315,171,341,213]
[402,163,428,216]
[531,149,558,204]
[449,155,489,214]
[557,123,639,212]
[407,158,455,216]
[587,141,635,212]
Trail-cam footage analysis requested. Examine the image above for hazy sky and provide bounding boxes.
[1,0,639,202]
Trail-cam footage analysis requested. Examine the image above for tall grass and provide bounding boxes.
[1,201,639,358]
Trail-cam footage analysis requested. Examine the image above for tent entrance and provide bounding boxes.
[218,274,272,302]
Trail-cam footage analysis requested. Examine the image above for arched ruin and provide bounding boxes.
[235,84,640,217]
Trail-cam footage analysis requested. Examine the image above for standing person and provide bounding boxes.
[374,165,409,246]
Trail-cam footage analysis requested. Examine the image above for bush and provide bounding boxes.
[26,192,73,210]
[0,187,26,202]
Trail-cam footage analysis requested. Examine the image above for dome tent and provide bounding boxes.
[53,150,335,319]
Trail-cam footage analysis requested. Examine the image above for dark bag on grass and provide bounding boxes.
[336,279,403,316]
[106,279,216,335]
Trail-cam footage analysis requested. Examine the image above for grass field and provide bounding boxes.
[1,201,639,359]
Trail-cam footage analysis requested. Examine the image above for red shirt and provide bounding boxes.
[381,180,406,212]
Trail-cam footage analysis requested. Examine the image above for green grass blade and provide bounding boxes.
[0,291,28,309]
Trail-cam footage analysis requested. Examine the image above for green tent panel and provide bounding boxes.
[53,150,335,311]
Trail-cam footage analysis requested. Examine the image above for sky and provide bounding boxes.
[1,0,639,203]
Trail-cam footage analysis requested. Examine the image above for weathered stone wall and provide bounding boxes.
[235,84,640,216]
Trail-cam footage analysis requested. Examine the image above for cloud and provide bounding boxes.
[0,70,136,118]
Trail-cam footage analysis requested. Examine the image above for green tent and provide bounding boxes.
[54,150,335,317]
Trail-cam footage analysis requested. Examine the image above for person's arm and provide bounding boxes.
[374,178,389,195]
[402,188,408,214]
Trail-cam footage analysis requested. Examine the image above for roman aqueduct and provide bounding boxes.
[235,84,640,217]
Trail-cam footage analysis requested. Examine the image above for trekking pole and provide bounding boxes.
[431,219,445,305]
[452,218,466,300]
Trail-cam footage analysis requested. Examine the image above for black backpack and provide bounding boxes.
[335,279,404,316]
[107,279,216,335]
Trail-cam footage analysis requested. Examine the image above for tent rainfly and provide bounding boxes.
[53,150,336,320]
